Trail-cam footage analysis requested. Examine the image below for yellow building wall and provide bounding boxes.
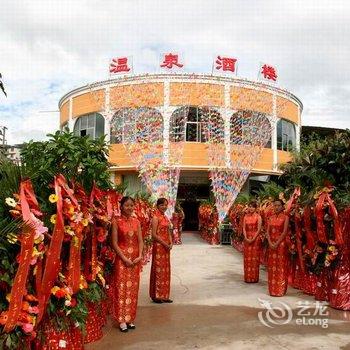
[110,83,164,108]
[60,101,69,125]
[254,149,274,171]
[110,143,276,173]
[109,144,131,167]
[182,143,209,167]
[277,97,299,124]
[72,90,105,118]
[230,87,273,115]
[277,150,292,166]
[170,83,224,106]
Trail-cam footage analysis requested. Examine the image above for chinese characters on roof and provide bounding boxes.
[108,53,278,82]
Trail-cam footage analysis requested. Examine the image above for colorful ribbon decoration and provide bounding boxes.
[315,191,343,245]
[4,180,40,332]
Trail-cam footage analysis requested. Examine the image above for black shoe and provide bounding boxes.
[152,298,163,303]
[162,299,173,303]
[127,323,136,329]
[119,324,128,332]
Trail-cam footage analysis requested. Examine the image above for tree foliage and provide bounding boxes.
[279,130,350,207]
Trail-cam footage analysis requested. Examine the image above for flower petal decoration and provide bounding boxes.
[50,214,57,224]
[5,197,17,208]
[49,194,59,203]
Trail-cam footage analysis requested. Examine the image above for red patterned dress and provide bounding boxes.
[112,216,141,324]
[267,213,289,297]
[172,212,184,245]
[243,213,262,283]
[150,210,171,300]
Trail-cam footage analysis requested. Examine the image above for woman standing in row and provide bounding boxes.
[149,198,173,303]
[111,196,143,332]
[266,199,290,297]
[242,201,262,283]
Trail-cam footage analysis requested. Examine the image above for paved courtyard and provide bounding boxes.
[88,232,350,350]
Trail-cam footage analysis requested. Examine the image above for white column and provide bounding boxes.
[163,80,170,165]
[104,86,111,143]
[296,105,301,151]
[68,98,74,130]
[224,83,231,168]
[272,94,278,171]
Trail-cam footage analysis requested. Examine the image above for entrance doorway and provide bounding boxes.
[181,200,200,231]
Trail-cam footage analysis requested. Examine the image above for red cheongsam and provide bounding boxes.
[150,210,171,300]
[267,214,289,297]
[112,216,141,324]
[243,213,262,283]
[172,212,182,245]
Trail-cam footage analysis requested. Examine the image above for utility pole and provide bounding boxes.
[0,125,8,157]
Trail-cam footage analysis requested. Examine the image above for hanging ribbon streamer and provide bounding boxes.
[315,191,343,245]
[4,180,41,332]
[202,93,278,224]
[122,103,188,217]
[37,175,77,323]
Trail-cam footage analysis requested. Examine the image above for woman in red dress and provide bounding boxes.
[111,196,143,332]
[172,203,185,245]
[266,199,290,297]
[242,201,262,283]
[149,198,173,303]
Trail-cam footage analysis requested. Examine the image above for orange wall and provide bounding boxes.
[230,87,273,115]
[182,142,209,167]
[109,144,131,167]
[277,150,292,167]
[109,143,278,173]
[60,101,69,125]
[110,83,164,108]
[72,90,105,118]
[170,82,224,106]
[254,149,274,171]
[277,96,299,123]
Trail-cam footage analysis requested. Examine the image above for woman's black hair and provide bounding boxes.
[248,200,258,208]
[156,198,168,206]
[120,196,135,207]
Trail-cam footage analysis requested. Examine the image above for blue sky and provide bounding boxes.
[0,0,349,144]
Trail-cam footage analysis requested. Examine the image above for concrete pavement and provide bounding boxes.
[87,232,350,350]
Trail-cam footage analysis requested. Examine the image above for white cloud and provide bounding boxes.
[0,0,350,144]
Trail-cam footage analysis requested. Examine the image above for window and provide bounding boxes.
[170,107,187,142]
[184,107,222,142]
[73,113,105,139]
[277,119,296,151]
[61,122,69,131]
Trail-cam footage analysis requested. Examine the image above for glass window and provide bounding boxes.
[277,119,296,151]
[184,107,221,143]
[73,113,105,139]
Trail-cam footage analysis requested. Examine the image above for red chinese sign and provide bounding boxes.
[215,56,237,73]
[109,57,132,74]
[160,53,184,69]
[259,64,278,82]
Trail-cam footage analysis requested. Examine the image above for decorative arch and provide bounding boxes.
[110,108,129,144]
[230,110,272,148]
